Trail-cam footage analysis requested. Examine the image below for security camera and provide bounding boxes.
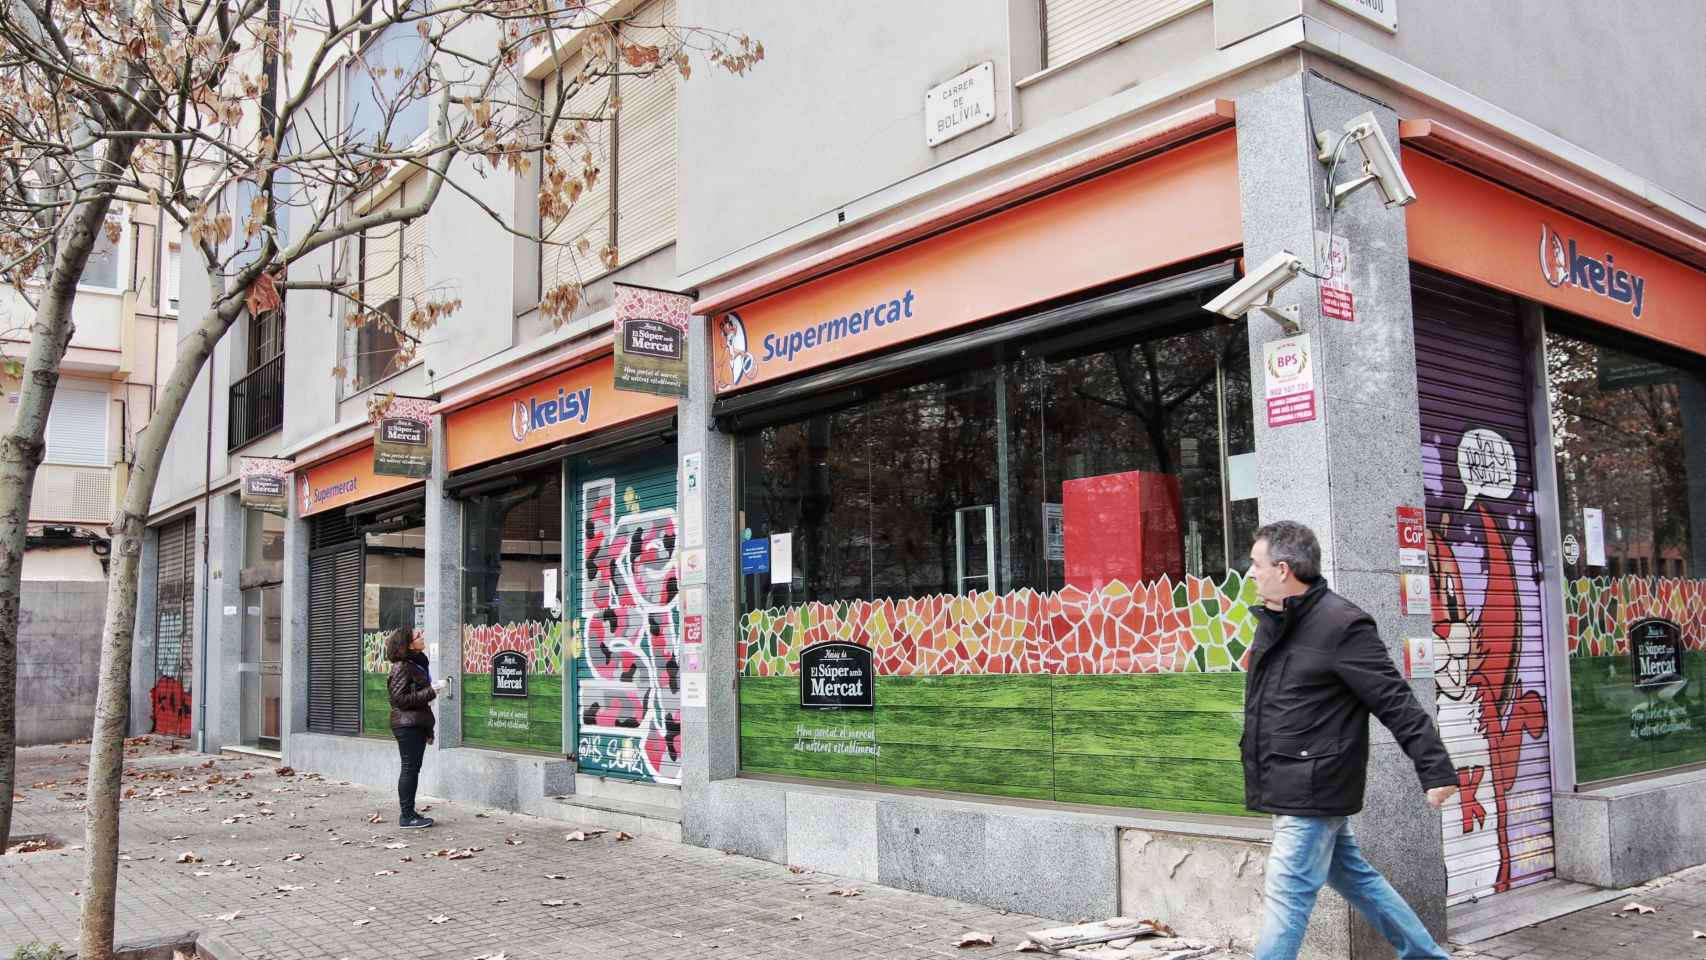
[1317,111,1417,209]
[1203,251,1305,319]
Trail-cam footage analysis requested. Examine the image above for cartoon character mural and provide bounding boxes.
[714,311,756,390]
[1426,425,1552,898]
[577,477,682,783]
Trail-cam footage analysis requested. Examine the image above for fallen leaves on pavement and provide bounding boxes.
[175,852,202,864]
[954,931,995,948]
[216,910,242,922]
[1622,902,1658,915]
[829,888,861,898]
[428,914,450,924]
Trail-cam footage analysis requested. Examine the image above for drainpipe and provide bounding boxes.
[196,345,213,752]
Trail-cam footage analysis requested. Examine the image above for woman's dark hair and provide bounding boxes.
[384,627,414,663]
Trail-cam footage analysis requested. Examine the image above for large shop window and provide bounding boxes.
[460,468,564,754]
[1547,319,1706,784]
[736,306,1260,813]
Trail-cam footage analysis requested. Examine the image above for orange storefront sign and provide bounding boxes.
[444,353,675,473]
[298,444,419,517]
[711,131,1242,393]
[1406,152,1706,357]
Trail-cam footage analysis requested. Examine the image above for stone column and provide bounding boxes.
[1237,71,1446,958]
[424,414,464,749]
[678,313,742,834]
[205,493,245,751]
[129,524,160,735]
[281,477,310,756]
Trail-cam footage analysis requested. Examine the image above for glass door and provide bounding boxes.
[241,585,284,750]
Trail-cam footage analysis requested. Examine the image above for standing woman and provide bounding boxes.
[387,628,446,828]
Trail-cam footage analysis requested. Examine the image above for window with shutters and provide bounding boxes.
[539,0,678,302]
[164,242,181,313]
[44,385,111,467]
[1040,0,1208,71]
[345,176,422,393]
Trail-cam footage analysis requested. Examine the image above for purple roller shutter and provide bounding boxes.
[1413,267,1555,905]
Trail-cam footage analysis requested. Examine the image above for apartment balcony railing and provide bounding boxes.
[228,352,285,450]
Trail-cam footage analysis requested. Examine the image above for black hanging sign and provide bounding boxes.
[1631,618,1684,690]
[491,651,529,699]
[799,641,875,709]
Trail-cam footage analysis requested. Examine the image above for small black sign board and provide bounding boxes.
[381,417,427,445]
[1631,617,1684,690]
[799,641,875,709]
[491,651,529,699]
[623,318,684,360]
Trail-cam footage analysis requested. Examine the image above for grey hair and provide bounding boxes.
[1254,520,1322,583]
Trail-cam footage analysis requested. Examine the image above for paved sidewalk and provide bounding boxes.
[1452,865,1706,960]
[2,740,1050,959]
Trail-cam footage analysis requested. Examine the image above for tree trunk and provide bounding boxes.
[81,300,239,959]
[0,190,124,852]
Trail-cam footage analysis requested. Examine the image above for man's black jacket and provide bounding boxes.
[1241,579,1457,816]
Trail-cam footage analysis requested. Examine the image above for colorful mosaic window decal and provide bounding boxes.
[461,620,566,676]
[1565,576,1706,658]
[738,571,1261,677]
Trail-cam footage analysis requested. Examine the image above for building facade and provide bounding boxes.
[136,2,1706,954]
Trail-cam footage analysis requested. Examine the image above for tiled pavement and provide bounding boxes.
[1451,863,1706,960]
[1,740,1049,959]
[6,739,1706,959]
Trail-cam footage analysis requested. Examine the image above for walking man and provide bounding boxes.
[1243,521,1459,960]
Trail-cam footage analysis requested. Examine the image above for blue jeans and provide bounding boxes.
[1256,816,1449,960]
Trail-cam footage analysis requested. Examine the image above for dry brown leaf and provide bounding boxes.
[274,766,295,777]
[1015,941,1043,953]
[541,899,567,907]
[616,831,635,841]
[384,842,409,849]
[282,852,303,862]
[217,859,237,867]
[275,884,303,893]
[175,851,202,864]
[1622,902,1658,915]
[1138,918,1178,937]
[787,865,806,874]
[544,873,569,880]
[216,909,242,922]
[352,919,370,927]
[830,888,861,898]
[374,870,398,877]
[369,812,383,824]
[789,914,803,921]
[1695,929,1706,939]
[428,914,450,924]
[955,931,995,948]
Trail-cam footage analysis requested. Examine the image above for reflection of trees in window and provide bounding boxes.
[738,317,1254,609]
[464,472,563,627]
[1547,331,1699,577]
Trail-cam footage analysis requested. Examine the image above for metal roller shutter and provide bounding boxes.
[542,47,613,294]
[396,177,427,312]
[362,189,403,309]
[1413,267,1555,904]
[1043,0,1205,70]
[615,0,677,266]
[570,450,681,783]
[307,511,363,735]
[151,516,195,737]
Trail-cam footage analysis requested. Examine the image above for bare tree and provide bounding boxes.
[0,0,758,952]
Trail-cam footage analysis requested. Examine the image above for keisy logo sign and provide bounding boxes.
[509,385,592,443]
[1539,223,1646,318]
